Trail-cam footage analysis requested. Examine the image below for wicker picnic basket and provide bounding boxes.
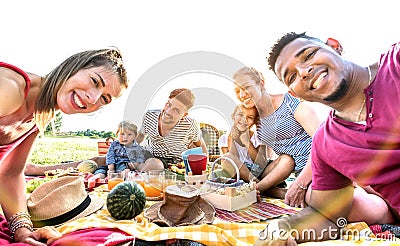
[206,156,245,188]
[201,156,256,211]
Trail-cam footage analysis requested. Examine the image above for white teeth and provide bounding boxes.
[312,72,327,89]
[73,94,85,108]
[243,98,253,105]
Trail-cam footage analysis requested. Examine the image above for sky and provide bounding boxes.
[2,0,398,132]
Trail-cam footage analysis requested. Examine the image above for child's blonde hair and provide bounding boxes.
[116,120,138,135]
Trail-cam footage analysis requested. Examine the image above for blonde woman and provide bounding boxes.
[233,66,322,207]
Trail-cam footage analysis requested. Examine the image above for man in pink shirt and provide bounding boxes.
[255,32,400,245]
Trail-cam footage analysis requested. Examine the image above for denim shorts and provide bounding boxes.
[244,158,273,179]
[245,162,264,179]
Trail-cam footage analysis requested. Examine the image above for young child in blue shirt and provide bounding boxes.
[94,120,146,178]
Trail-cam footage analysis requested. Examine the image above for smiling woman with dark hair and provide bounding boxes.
[0,48,129,244]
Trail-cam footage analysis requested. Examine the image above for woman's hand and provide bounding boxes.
[238,131,251,147]
[230,126,241,142]
[284,182,307,208]
[14,226,62,245]
[231,125,251,147]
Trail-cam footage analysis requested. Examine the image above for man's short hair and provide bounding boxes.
[267,32,322,74]
[169,88,195,110]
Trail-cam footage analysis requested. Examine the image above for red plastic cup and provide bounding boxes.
[188,154,207,175]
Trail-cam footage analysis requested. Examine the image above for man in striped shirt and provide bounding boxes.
[136,88,208,170]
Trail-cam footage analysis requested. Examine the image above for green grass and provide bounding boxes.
[28,136,100,165]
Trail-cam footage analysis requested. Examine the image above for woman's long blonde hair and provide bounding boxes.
[233,66,265,85]
[34,48,128,131]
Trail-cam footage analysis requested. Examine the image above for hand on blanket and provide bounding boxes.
[284,183,307,208]
[14,226,62,246]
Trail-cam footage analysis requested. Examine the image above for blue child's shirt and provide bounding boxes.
[106,140,145,171]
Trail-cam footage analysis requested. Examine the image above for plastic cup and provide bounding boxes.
[163,172,177,191]
[107,172,124,190]
[126,171,146,188]
[144,170,164,200]
[181,147,203,174]
[188,154,207,175]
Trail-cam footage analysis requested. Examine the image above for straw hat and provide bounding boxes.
[27,176,104,228]
[144,185,215,227]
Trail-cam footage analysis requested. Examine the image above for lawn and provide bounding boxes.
[28,136,100,165]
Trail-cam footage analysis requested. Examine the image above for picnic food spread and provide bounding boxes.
[167,162,186,175]
[26,167,106,193]
[26,176,54,193]
[23,164,396,245]
[44,167,80,177]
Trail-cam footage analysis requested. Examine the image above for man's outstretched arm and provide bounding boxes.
[255,185,354,245]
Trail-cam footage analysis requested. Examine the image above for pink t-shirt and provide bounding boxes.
[311,42,400,217]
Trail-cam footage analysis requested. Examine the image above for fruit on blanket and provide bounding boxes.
[26,177,55,193]
[106,181,146,220]
[176,162,185,169]
[169,165,185,175]
[77,160,98,173]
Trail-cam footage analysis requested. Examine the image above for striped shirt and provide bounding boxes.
[139,110,201,161]
[257,93,312,171]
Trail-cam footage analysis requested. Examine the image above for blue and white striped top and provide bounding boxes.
[257,93,312,171]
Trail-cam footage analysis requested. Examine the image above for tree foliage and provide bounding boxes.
[64,129,115,139]
[43,112,115,139]
[44,112,63,135]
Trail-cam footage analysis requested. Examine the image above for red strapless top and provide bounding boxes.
[0,62,38,162]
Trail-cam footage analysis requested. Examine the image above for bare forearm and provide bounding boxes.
[259,207,341,243]
[193,139,208,156]
[108,164,115,172]
[294,157,312,188]
[246,141,259,162]
[284,157,312,208]
[25,156,106,176]
[25,162,80,175]
[291,207,342,242]
[0,173,37,242]
[260,187,355,243]
[0,173,28,220]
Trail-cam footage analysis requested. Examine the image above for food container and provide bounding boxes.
[185,171,208,188]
